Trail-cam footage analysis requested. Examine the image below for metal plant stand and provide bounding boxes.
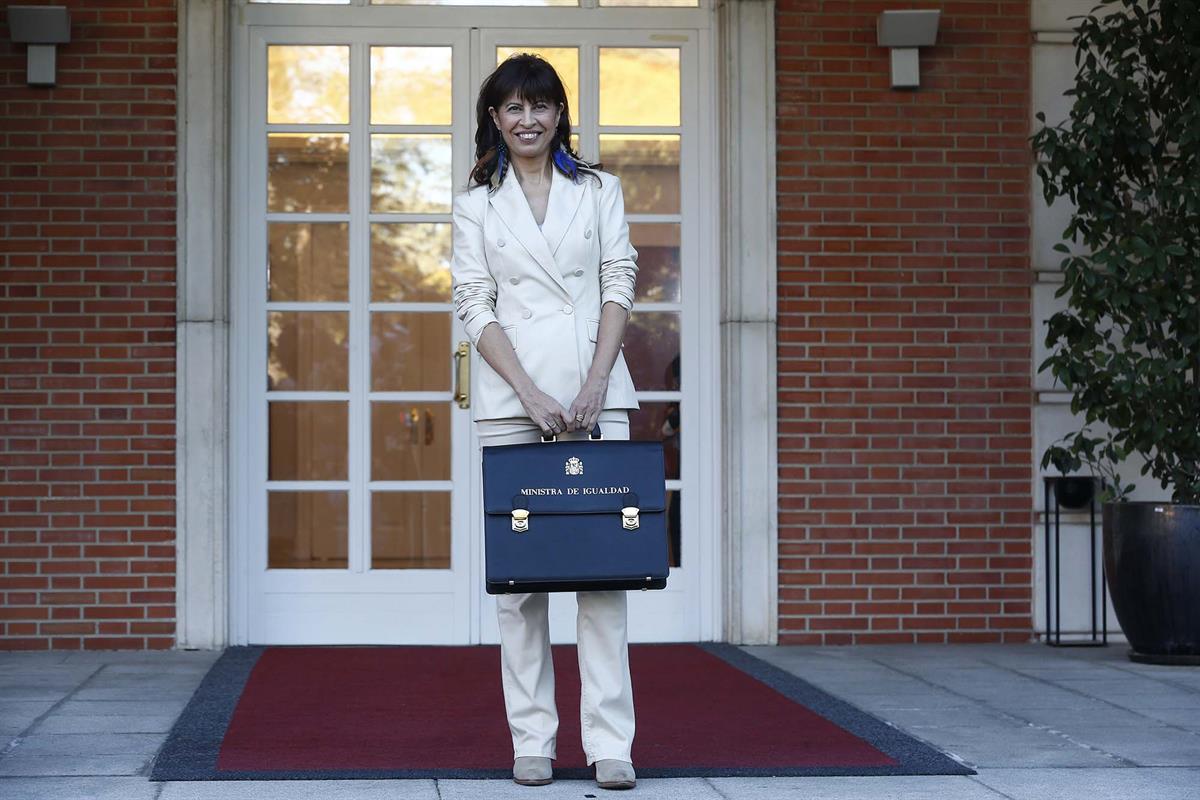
[1043,476,1108,647]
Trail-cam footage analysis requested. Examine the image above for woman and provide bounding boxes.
[450,54,641,790]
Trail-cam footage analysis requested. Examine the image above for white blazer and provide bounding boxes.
[451,166,641,422]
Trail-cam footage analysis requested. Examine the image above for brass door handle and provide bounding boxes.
[453,341,470,409]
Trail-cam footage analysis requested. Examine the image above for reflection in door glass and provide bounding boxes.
[599,47,680,126]
[267,311,349,391]
[666,490,681,567]
[268,45,349,124]
[269,222,349,302]
[268,134,350,213]
[371,402,451,481]
[269,402,348,481]
[623,311,679,391]
[628,223,680,303]
[628,402,680,481]
[370,312,451,391]
[370,223,452,302]
[370,134,453,213]
[628,406,682,563]
[371,47,453,125]
[268,491,349,569]
[496,46,580,126]
[372,492,451,569]
[598,135,680,214]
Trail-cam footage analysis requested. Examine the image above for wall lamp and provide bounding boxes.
[877,9,940,90]
[7,5,71,87]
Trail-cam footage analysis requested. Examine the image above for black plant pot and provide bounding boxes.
[1052,476,1096,510]
[1103,502,1200,665]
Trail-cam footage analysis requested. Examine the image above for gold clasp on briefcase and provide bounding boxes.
[511,508,530,533]
[621,506,639,530]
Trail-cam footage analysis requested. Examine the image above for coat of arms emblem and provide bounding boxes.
[565,456,584,476]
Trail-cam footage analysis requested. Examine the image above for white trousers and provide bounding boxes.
[477,409,635,766]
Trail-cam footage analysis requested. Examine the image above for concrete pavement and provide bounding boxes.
[1,643,1198,799]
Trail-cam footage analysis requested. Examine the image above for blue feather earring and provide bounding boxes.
[490,138,508,191]
[552,139,578,181]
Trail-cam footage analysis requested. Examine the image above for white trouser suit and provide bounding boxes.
[477,409,635,766]
[452,168,641,764]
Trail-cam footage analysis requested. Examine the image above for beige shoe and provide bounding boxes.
[594,759,636,790]
[513,756,553,786]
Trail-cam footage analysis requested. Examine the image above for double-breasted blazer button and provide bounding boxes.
[562,303,574,314]
[497,238,506,247]
[522,309,533,319]
[509,276,519,284]
[573,268,584,277]
[584,228,592,239]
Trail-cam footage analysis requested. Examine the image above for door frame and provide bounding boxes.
[175,0,778,648]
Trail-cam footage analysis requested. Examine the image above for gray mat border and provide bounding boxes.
[150,645,266,780]
[151,643,975,781]
[698,643,975,776]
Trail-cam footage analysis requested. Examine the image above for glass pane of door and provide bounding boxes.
[268,45,349,124]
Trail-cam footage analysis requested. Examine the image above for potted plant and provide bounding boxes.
[1031,0,1200,665]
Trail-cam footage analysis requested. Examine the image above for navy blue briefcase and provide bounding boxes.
[482,425,669,594]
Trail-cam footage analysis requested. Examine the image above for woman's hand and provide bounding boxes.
[567,376,607,433]
[517,385,572,437]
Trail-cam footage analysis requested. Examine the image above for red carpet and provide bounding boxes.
[151,642,975,779]
[216,644,894,772]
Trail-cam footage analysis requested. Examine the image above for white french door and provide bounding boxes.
[229,4,717,645]
[235,26,476,644]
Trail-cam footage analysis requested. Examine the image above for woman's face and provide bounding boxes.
[488,92,563,163]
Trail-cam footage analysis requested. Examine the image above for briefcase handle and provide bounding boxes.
[540,423,604,443]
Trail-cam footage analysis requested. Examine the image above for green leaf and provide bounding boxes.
[1029,0,1200,502]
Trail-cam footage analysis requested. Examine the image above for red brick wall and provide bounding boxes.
[775,0,1034,644]
[0,1,177,650]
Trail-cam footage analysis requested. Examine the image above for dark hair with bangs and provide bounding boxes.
[469,53,602,191]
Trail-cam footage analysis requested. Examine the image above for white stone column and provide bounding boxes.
[717,0,779,645]
[175,0,230,649]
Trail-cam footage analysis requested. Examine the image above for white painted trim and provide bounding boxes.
[697,20,724,644]
[1032,0,1128,33]
[228,12,253,647]
[1035,32,1076,44]
[239,4,712,29]
[717,0,777,645]
[175,0,231,649]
